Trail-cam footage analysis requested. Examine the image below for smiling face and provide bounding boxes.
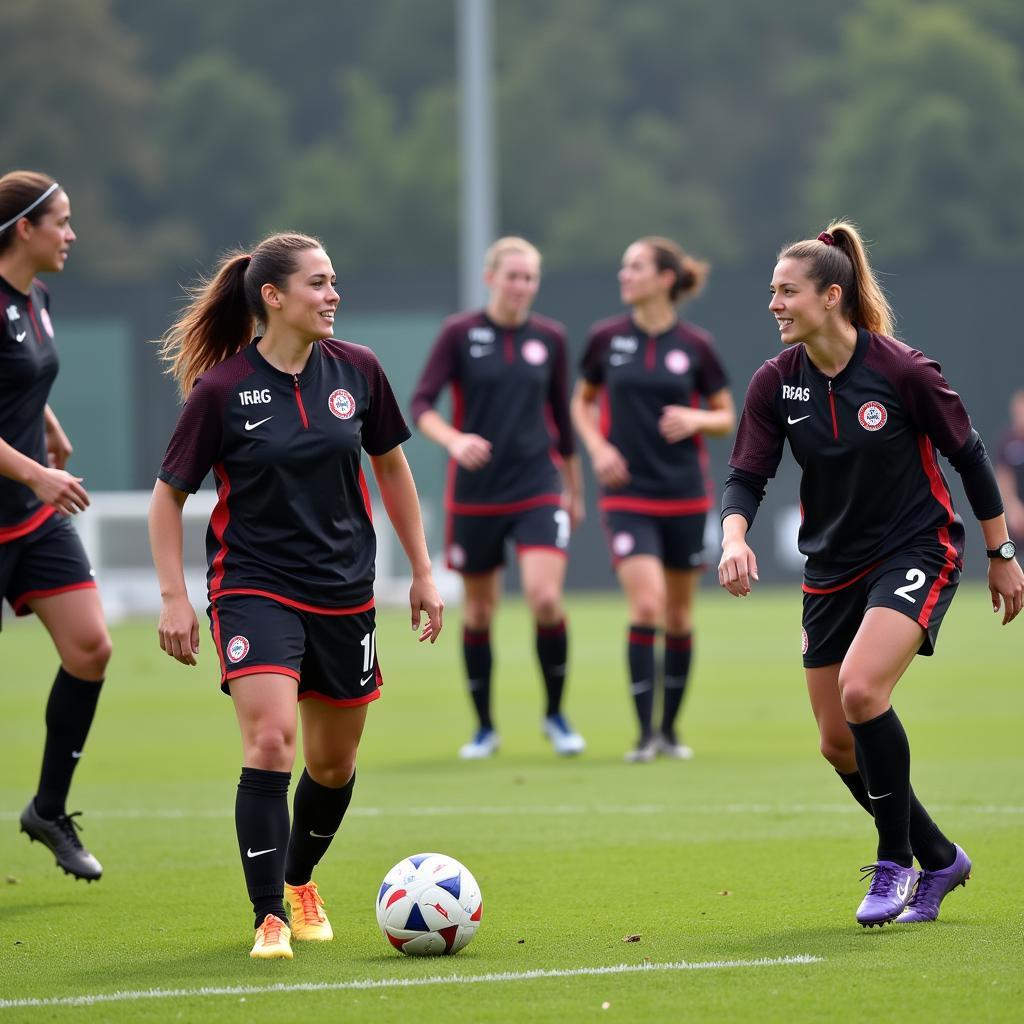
[484,249,540,324]
[263,246,339,341]
[23,190,75,273]
[768,256,842,346]
[618,242,673,307]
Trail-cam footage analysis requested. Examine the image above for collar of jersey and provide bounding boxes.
[480,309,530,334]
[800,327,869,389]
[0,273,33,303]
[628,315,680,341]
[245,336,323,385]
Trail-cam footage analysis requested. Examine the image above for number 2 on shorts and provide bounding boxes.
[894,568,926,604]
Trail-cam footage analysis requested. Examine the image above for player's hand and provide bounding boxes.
[29,466,90,516]
[719,540,759,596]
[45,421,73,470]
[448,433,492,471]
[592,442,630,488]
[410,573,444,644]
[563,490,585,529]
[157,595,200,665]
[988,557,1024,625]
[659,405,701,443]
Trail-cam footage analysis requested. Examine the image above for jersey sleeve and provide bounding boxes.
[547,329,576,457]
[897,350,973,458]
[409,323,460,423]
[361,352,412,456]
[728,362,786,478]
[580,329,609,386]
[693,334,729,397]
[157,376,227,493]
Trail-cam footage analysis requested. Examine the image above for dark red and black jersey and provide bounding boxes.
[580,314,729,514]
[158,339,410,609]
[409,310,575,515]
[728,329,970,588]
[0,275,60,542]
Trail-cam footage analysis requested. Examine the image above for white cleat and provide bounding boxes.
[542,714,586,756]
[458,728,500,760]
[656,735,694,760]
[624,738,658,763]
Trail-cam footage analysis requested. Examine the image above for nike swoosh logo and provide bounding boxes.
[867,791,892,800]
[359,673,375,687]
[610,353,632,366]
[246,847,277,858]
[15,331,26,342]
[309,830,336,839]
[244,416,273,431]
[71,750,83,759]
[896,877,911,901]
[787,414,811,424]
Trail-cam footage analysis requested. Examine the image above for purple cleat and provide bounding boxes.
[856,860,919,927]
[895,845,972,924]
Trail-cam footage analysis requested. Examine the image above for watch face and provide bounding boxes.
[1000,541,1016,559]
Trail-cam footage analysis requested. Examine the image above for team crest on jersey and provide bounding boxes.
[39,308,54,338]
[328,389,356,420]
[858,401,887,431]
[448,543,466,569]
[665,349,690,375]
[226,635,250,663]
[612,532,635,557]
[6,304,20,322]
[801,627,809,655]
[521,339,548,366]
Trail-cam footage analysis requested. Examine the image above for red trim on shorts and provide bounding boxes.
[298,688,382,708]
[224,664,301,683]
[11,580,97,614]
[0,505,57,543]
[599,495,711,516]
[209,463,232,593]
[447,493,562,516]
[516,544,568,558]
[801,560,881,595]
[211,589,375,616]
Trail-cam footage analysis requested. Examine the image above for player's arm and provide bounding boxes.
[718,473,765,597]
[659,387,737,442]
[42,404,73,469]
[570,379,630,488]
[369,445,444,643]
[0,436,88,514]
[148,479,200,665]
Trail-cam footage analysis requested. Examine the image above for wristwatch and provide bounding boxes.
[986,540,1017,560]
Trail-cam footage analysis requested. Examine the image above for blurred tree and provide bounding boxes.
[804,0,1024,261]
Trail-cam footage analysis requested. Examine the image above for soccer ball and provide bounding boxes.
[376,852,482,955]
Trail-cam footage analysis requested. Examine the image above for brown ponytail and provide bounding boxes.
[637,236,709,303]
[158,232,323,398]
[779,220,895,337]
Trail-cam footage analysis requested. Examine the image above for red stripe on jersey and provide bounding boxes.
[210,599,226,676]
[10,580,96,614]
[599,388,611,439]
[293,377,309,428]
[447,493,562,516]
[918,526,957,628]
[503,330,515,364]
[0,505,57,543]
[599,495,711,516]
[211,588,375,615]
[645,336,656,371]
[209,463,233,593]
[358,467,373,522]
[916,436,957,525]
[828,390,838,439]
[801,559,881,594]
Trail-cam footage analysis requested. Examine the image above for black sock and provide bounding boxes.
[661,632,692,742]
[848,708,913,868]
[285,769,356,886]
[536,619,568,718]
[837,769,956,871]
[463,627,493,731]
[628,625,656,740]
[35,668,104,819]
[236,767,291,929]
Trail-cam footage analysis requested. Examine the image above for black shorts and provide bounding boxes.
[602,510,707,571]
[208,593,382,706]
[0,513,96,628]
[447,503,571,574]
[801,539,961,668]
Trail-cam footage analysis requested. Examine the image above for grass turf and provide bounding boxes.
[1,585,1021,1022]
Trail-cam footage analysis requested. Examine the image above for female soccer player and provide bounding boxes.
[149,232,443,960]
[411,237,585,759]
[0,171,111,882]
[720,221,1023,927]
[572,237,734,761]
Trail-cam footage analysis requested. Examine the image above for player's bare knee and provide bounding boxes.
[463,600,495,631]
[65,631,113,681]
[630,597,663,627]
[819,735,855,770]
[247,727,295,771]
[527,588,562,624]
[306,759,356,788]
[837,676,881,722]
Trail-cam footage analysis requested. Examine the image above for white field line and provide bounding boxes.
[1,802,1022,822]
[0,955,824,1010]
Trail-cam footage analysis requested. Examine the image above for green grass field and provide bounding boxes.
[1,586,1021,1022]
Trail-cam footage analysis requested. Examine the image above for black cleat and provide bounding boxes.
[19,800,103,881]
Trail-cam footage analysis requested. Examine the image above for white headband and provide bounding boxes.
[0,183,60,234]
